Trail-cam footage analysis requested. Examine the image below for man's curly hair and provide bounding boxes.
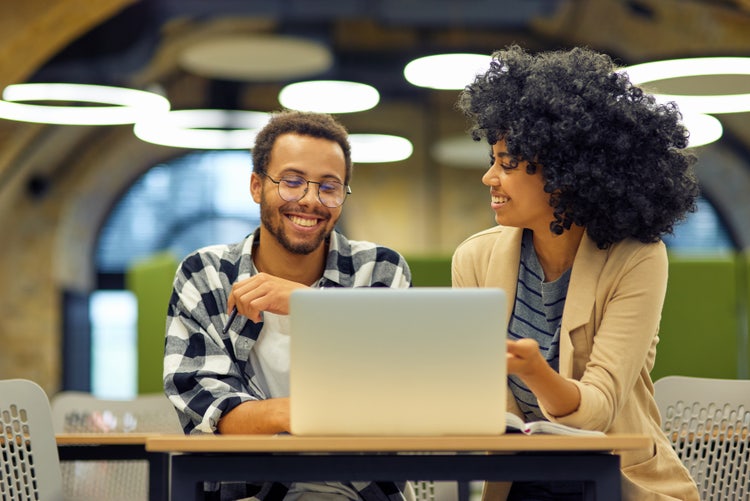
[252,110,352,185]
[457,45,700,249]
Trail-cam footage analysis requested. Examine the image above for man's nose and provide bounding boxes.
[298,182,320,205]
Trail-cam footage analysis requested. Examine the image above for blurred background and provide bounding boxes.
[1,0,748,397]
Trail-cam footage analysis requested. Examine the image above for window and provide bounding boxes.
[90,290,137,399]
[97,150,259,273]
[88,150,260,398]
[663,196,735,254]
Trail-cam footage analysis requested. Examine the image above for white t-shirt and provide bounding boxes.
[253,311,292,398]
[249,279,359,500]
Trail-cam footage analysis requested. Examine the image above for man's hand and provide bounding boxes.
[227,272,308,322]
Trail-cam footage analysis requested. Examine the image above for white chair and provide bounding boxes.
[50,391,181,501]
[653,375,750,501]
[0,378,64,500]
[411,480,481,501]
[411,480,457,501]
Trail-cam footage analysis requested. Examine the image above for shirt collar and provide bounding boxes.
[243,227,352,288]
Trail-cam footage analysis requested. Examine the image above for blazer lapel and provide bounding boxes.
[559,232,607,376]
[484,227,523,322]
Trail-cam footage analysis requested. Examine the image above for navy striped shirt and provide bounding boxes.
[508,229,571,422]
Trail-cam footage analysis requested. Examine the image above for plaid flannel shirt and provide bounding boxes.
[164,228,412,500]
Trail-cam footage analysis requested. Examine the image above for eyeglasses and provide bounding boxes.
[262,173,351,208]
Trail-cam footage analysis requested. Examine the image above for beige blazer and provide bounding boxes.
[452,226,699,501]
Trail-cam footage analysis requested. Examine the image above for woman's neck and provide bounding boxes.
[531,225,585,282]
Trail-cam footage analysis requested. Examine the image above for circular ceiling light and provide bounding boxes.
[133,109,270,150]
[179,34,333,81]
[404,53,491,90]
[349,134,413,163]
[681,112,723,149]
[278,80,380,113]
[0,83,170,125]
[624,57,750,114]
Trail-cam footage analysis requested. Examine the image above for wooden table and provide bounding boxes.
[56,433,169,501]
[146,433,652,501]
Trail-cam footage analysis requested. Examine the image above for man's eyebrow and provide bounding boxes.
[277,167,304,176]
[279,168,343,183]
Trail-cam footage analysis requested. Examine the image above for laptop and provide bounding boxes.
[289,287,507,436]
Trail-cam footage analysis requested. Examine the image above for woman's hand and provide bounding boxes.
[506,338,581,417]
[506,338,547,378]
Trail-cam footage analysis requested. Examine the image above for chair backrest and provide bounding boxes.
[50,391,181,501]
[653,375,750,501]
[50,391,181,434]
[411,480,464,501]
[0,378,64,501]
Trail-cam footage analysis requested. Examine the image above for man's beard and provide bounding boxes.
[259,192,333,255]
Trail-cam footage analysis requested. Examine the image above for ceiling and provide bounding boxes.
[21,0,750,145]
[4,0,750,246]
[28,0,564,101]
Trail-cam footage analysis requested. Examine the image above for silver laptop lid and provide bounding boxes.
[289,287,507,436]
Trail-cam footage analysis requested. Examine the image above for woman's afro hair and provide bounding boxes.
[457,44,700,249]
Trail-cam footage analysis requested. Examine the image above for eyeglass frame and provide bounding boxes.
[260,172,352,208]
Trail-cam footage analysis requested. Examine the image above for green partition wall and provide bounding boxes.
[405,256,453,287]
[128,251,747,395]
[126,251,179,394]
[651,254,741,380]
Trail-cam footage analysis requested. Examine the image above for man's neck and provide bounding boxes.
[253,229,328,286]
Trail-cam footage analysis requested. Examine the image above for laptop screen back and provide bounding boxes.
[289,287,507,436]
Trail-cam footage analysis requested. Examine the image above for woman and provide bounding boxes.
[452,45,700,500]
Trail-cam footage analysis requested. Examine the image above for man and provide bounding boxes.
[163,110,412,500]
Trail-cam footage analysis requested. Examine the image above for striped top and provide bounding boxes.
[508,229,571,421]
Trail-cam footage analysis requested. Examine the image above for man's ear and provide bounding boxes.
[250,172,263,204]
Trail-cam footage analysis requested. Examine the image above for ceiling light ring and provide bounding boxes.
[0,83,170,125]
[678,112,723,148]
[133,109,271,150]
[624,57,750,114]
[133,110,414,160]
[652,93,750,115]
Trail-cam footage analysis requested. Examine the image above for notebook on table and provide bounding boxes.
[289,287,508,436]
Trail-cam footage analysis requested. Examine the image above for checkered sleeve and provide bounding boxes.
[164,242,263,435]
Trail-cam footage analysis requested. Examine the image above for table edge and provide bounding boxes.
[145,433,652,453]
[56,433,161,445]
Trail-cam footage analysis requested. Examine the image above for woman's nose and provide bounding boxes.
[482,166,499,187]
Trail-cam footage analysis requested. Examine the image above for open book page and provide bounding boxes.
[505,412,605,436]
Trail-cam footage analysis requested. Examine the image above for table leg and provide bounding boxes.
[148,451,170,501]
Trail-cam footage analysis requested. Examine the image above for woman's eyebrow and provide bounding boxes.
[495,152,517,161]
